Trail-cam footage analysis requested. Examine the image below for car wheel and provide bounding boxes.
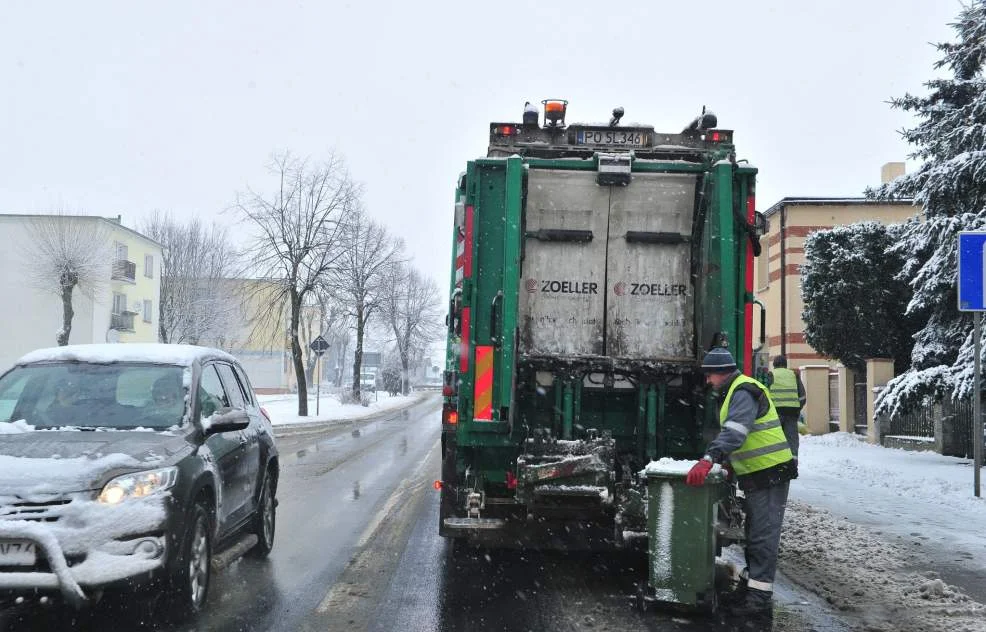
[169,502,212,619]
[249,472,276,558]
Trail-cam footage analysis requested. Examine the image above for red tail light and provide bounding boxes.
[433,480,443,490]
[506,470,518,490]
[442,385,455,397]
[442,407,458,425]
[704,129,733,143]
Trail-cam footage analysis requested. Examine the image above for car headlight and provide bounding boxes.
[98,467,179,505]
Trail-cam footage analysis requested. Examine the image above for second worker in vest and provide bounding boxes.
[685,347,797,618]
[765,355,807,463]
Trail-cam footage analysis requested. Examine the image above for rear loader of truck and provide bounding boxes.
[438,100,768,611]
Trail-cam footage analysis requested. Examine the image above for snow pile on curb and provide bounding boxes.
[780,501,986,632]
[258,391,423,426]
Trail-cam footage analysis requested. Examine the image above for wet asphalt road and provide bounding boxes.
[1,394,846,632]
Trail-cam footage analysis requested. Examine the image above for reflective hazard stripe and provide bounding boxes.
[731,441,791,462]
[474,345,493,421]
[455,233,465,285]
[747,579,772,592]
[724,421,749,435]
[750,419,782,432]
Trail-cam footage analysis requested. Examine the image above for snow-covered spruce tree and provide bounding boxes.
[801,221,921,376]
[870,1,986,416]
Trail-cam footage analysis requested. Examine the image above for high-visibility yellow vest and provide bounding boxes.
[769,367,802,409]
[720,375,794,476]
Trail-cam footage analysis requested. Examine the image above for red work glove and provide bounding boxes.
[685,458,713,487]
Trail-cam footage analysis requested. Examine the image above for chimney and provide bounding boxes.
[881,162,905,184]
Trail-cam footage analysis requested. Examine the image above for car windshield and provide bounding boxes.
[0,362,187,430]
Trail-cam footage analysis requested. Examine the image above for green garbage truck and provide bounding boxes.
[438,100,768,611]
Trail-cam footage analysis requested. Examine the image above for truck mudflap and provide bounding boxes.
[515,433,615,507]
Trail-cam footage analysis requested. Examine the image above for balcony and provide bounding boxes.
[110,312,135,332]
[112,260,136,283]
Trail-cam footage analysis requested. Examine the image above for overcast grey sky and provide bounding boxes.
[0,1,960,287]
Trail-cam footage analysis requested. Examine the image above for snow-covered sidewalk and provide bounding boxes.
[258,390,422,427]
[779,432,986,631]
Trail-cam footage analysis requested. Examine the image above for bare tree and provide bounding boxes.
[327,207,403,398]
[24,215,112,346]
[300,287,348,387]
[236,152,357,416]
[380,262,443,394]
[330,325,353,387]
[141,212,238,346]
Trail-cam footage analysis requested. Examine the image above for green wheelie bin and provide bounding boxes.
[643,459,728,612]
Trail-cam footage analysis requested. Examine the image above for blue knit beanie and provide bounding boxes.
[701,347,736,373]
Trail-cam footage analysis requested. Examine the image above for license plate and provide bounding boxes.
[0,539,36,566]
[576,129,646,147]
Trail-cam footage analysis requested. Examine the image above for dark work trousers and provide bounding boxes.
[742,481,790,592]
[776,410,800,458]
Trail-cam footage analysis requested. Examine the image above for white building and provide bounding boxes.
[0,214,163,371]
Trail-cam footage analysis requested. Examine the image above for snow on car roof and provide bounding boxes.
[15,344,236,367]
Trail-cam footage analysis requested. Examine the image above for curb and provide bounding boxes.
[272,391,436,438]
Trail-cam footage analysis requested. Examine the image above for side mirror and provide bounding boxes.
[203,407,250,435]
[754,211,768,238]
[448,290,463,335]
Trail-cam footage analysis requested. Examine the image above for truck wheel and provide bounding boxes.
[249,472,276,558]
[169,502,212,619]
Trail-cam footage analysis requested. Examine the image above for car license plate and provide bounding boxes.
[576,130,646,147]
[0,539,36,566]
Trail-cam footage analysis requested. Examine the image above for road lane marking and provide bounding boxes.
[317,436,441,615]
[355,437,438,548]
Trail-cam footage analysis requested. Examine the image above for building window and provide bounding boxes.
[112,292,127,315]
[143,299,153,323]
[145,254,153,278]
[112,242,136,282]
[111,292,134,331]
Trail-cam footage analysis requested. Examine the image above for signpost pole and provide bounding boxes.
[957,232,986,497]
[976,313,982,498]
[309,335,330,418]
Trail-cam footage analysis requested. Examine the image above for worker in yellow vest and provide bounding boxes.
[686,347,797,618]
[766,356,806,460]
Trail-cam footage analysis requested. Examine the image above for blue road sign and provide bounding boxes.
[958,232,986,311]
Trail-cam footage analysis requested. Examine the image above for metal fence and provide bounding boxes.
[853,382,868,434]
[883,396,982,459]
[828,372,839,425]
[941,397,977,458]
[882,399,935,439]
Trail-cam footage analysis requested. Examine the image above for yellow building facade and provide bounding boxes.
[753,164,917,371]
[108,220,164,343]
